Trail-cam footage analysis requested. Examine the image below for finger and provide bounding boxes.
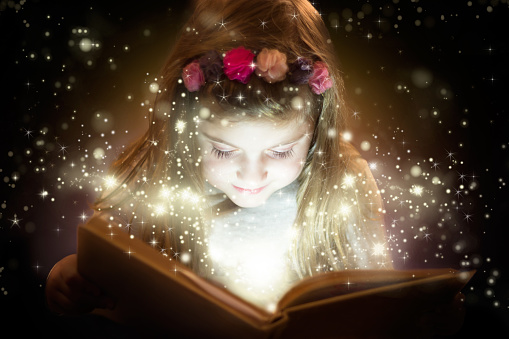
[64,283,115,311]
[65,273,101,297]
[50,289,96,315]
[57,275,114,312]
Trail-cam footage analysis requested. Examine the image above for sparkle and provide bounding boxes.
[410,185,424,196]
[372,243,386,256]
[212,77,223,88]
[9,215,22,228]
[445,149,456,161]
[33,262,43,273]
[218,18,228,30]
[57,142,69,155]
[259,19,269,30]
[343,277,354,290]
[23,128,34,139]
[153,204,166,216]
[463,212,473,223]
[78,211,88,223]
[39,189,49,200]
[342,174,355,187]
[124,247,135,258]
[386,232,397,243]
[175,120,186,133]
[289,12,299,20]
[103,176,117,189]
[219,91,229,102]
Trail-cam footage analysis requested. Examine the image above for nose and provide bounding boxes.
[236,157,268,185]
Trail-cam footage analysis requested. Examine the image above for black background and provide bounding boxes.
[1,0,508,336]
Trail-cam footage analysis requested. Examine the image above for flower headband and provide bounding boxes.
[182,46,332,95]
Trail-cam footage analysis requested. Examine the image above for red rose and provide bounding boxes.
[223,46,256,84]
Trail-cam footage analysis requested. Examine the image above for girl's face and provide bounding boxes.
[198,117,313,208]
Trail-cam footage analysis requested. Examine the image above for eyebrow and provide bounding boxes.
[201,131,306,149]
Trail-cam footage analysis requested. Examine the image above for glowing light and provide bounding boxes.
[339,204,350,215]
[104,176,117,189]
[124,247,135,258]
[410,185,424,196]
[79,212,88,222]
[342,131,352,141]
[372,243,386,256]
[153,204,166,216]
[160,187,172,199]
[175,120,186,134]
[79,38,93,52]
[39,189,49,200]
[218,18,228,30]
[342,174,355,187]
[236,93,245,102]
[149,82,159,93]
[9,215,22,228]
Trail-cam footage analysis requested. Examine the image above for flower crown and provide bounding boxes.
[182,46,332,95]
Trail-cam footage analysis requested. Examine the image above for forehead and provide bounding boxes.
[198,117,312,146]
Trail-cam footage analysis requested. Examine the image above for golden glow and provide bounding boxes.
[372,243,386,256]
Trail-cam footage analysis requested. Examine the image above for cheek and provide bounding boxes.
[273,160,304,179]
[201,157,236,182]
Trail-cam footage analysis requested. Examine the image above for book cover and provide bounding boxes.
[77,216,474,338]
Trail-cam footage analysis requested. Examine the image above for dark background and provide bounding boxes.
[1,0,508,336]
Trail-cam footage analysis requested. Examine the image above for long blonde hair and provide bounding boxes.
[95,0,386,278]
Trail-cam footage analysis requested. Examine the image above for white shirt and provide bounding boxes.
[205,181,299,311]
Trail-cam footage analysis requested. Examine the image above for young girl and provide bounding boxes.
[46,0,390,315]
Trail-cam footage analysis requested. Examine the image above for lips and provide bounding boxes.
[233,184,268,195]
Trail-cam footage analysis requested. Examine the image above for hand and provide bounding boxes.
[45,254,116,315]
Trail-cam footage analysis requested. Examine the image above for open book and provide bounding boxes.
[77,216,475,338]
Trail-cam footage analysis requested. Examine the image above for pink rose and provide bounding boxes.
[223,46,256,84]
[182,60,205,92]
[308,61,332,94]
[255,48,288,83]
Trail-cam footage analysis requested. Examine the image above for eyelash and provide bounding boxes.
[211,147,236,159]
[269,149,294,159]
[210,147,295,160]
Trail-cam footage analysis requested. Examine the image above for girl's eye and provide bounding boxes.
[268,148,294,159]
[211,147,236,159]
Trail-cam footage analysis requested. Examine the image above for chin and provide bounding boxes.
[230,195,268,208]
